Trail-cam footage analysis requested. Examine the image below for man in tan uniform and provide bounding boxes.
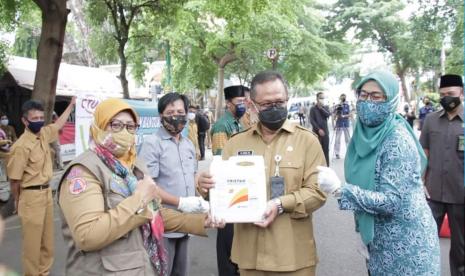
[199,71,327,275]
[187,105,201,160]
[7,97,75,276]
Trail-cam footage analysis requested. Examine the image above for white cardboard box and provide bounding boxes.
[209,155,267,223]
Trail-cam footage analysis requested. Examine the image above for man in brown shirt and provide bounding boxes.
[7,97,75,276]
[199,71,326,275]
[420,74,464,276]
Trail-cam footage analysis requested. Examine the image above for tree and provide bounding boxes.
[31,0,69,122]
[86,0,185,99]
[326,0,462,101]
[168,0,346,119]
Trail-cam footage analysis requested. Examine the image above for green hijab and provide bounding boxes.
[344,70,427,245]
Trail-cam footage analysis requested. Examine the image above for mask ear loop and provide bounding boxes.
[251,101,261,114]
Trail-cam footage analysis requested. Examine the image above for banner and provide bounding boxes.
[74,95,160,157]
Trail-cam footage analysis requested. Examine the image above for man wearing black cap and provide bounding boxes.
[420,74,464,276]
[211,85,247,156]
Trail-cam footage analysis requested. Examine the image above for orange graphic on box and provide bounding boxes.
[229,188,249,208]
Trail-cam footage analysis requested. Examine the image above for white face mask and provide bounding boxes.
[187,112,196,120]
[318,98,325,105]
[0,119,8,126]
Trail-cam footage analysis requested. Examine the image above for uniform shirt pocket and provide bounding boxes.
[279,160,303,193]
[101,250,145,275]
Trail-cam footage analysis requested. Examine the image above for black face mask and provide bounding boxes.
[341,97,346,102]
[258,106,288,131]
[161,115,187,135]
[440,96,461,112]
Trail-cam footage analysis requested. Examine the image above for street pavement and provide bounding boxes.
[0,126,452,275]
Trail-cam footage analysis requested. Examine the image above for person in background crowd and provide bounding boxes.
[196,105,210,160]
[402,103,416,128]
[310,92,331,166]
[211,85,247,156]
[204,107,214,149]
[333,94,351,159]
[418,96,435,131]
[187,105,201,160]
[7,98,75,276]
[58,98,223,275]
[139,93,210,276]
[318,70,440,275]
[298,103,307,126]
[420,74,464,276]
[199,71,327,275]
[0,114,17,144]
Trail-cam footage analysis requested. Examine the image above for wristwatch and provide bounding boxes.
[272,198,284,215]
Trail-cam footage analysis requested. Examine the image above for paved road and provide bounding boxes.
[0,145,451,275]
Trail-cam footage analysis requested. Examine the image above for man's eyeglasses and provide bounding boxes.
[109,120,140,134]
[357,90,386,102]
[253,100,288,110]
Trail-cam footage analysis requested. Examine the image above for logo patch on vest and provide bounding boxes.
[237,150,253,156]
[69,178,87,195]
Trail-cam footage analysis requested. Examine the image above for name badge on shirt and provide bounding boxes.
[457,135,464,152]
[238,150,253,156]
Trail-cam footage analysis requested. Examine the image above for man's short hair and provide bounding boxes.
[21,100,44,118]
[158,92,189,114]
[250,71,288,100]
[316,92,324,99]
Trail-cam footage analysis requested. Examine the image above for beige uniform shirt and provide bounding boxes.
[223,120,327,272]
[59,165,206,252]
[188,120,201,160]
[7,124,58,187]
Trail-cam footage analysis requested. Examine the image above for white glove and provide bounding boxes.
[178,196,210,213]
[317,166,342,195]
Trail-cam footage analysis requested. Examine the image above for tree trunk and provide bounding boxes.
[398,72,410,103]
[118,42,130,99]
[68,0,96,66]
[214,52,237,120]
[214,66,225,121]
[32,0,69,123]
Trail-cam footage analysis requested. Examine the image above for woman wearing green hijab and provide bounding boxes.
[318,70,440,275]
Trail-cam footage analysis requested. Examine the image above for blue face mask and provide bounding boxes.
[356,101,390,127]
[27,120,45,134]
[234,103,246,118]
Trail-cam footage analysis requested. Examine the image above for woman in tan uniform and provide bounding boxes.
[58,98,221,275]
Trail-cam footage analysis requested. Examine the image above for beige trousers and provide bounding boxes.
[18,188,54,276]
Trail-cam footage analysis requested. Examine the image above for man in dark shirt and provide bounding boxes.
[310,92,331,165]
[420,74,464,276]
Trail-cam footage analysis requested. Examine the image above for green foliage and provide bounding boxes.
[168,0,347,92]
[445,3,464,75]
[11,7,41,58]
[0,39,9,75]
[86,0,185,87]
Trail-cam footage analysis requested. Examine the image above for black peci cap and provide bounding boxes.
[439,74,463,88]
[224,85,248,100]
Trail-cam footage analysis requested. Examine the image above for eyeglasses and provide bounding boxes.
[109,120,139,134]
[357,90,386,102]
[253,100,288,110]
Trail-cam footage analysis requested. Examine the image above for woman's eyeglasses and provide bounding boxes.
[357,90,386,102]
[109,120,140,134]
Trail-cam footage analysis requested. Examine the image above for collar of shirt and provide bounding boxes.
[158,126,185,141]
[251,119,295,137]
[23,127,41,141]
[439,104,464,121]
